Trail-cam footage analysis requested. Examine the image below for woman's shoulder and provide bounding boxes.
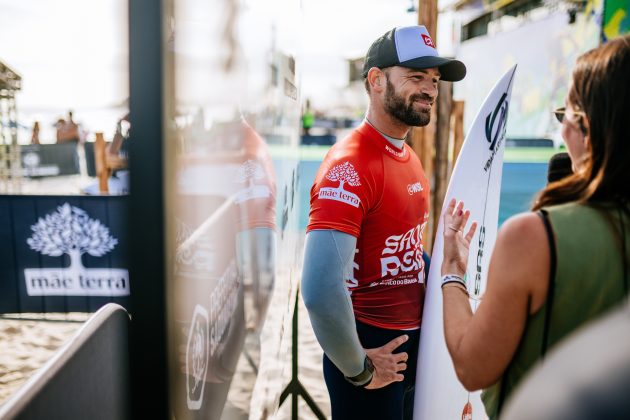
[499,212,546,243]
[493,212,549,271]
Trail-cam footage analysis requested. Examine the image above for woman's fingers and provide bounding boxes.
[445,200,475,232]
[446,198,456,214]
[465,221,478,243]
[461,210,471,228]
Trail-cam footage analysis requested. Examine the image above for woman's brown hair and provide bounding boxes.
[533,35,630,210]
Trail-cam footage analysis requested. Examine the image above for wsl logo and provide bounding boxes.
[407,182,423,195]
[483,92,509,172]
[318,162,362,208]
[24,203,129,296]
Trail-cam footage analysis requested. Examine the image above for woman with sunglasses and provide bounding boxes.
[440,34,630,419]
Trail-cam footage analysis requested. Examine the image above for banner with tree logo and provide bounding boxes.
[0,195,129,313]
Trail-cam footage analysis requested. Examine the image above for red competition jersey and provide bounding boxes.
[307,122,430,329]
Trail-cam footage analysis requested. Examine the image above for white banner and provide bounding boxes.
[414,65,517,420]
[24,268,130,296]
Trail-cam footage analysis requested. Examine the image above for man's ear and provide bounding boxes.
[367,67,384,91]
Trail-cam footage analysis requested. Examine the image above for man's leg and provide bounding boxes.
[402,328,420,420]
[322,322,419,420]
[323,353,405,420]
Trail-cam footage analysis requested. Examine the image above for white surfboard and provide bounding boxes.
[413,65,517,420]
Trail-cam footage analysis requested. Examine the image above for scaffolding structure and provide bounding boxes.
[0,60,22,193]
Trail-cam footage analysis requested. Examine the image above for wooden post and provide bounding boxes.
[408,0,441,253]
[432,83,453,242]
[409,0,439,253]
[450,100,465,179]
[418,0,438,40]
[94,132,109,194]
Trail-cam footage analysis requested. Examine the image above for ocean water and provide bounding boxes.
[297,160,549,230]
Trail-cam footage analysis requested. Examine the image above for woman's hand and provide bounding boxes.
[442,199,477,277]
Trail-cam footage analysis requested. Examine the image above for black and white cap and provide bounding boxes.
[362,25,466,82]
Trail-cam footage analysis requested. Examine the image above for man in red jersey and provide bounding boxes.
[301,25,466,419]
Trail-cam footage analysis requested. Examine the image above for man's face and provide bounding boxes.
[383,67,440,127]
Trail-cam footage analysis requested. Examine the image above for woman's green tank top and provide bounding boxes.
[482,202,629,419]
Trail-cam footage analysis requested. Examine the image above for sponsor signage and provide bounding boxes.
[318,161,362,208]
[20,143,80,177]
[0,195,129,313]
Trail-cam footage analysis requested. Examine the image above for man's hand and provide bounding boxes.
[364,334,409,389]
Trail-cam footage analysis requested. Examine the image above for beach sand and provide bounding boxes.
[0,300,331,419]
[220,294,331,420]
[0,313,88,406]
[274,295,331,420]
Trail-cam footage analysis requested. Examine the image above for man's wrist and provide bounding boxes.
[344,355,375,387]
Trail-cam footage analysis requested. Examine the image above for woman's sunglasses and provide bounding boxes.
[553,107,586,123]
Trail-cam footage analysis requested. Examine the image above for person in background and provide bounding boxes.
[56,110,80,144]
[107,113,129,161]
[30,121,40,145]
[301,99,314,136]
[440,34,630,419]
[301,25,466,419]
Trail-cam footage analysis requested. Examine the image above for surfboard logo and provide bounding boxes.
[319,162,362,208]
[483,92,509,172]
[472,225,486,297]
[485,92,509,151]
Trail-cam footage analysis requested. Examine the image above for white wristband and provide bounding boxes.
[441,274,466,289]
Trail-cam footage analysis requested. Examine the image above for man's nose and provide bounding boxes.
[421,82,438,99]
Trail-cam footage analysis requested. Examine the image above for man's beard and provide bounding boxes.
[384,78,432,127]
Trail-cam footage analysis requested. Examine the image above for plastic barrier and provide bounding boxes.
[0,303,131,419]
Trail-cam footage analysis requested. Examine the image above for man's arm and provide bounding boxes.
[301,230,365,376]
[301,229,408,388]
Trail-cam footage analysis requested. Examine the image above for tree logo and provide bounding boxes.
[235,159,271,203]
[24,203,129,296]
[318,162,362,208]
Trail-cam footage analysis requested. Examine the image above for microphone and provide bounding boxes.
[547,152,573,184]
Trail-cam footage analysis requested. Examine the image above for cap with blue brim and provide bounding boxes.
[362,25,466,82]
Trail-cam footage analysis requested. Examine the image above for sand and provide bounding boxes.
[0,300,331,419]
[220,297,331,420]
[0,313,88,406]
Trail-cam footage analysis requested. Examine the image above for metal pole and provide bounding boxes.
[279,292,327,420]
[128,0,169,418]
